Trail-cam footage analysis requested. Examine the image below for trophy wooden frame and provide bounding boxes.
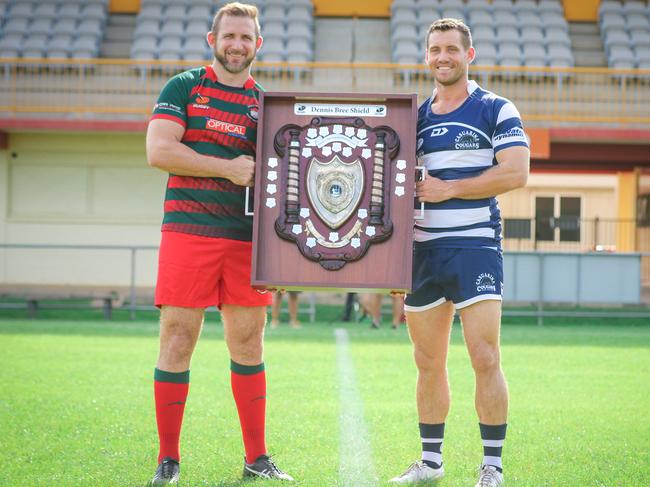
[251,92,418,293]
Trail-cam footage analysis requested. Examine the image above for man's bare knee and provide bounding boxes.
[468,344,500,375]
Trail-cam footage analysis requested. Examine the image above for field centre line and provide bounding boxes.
[335,328,379,487]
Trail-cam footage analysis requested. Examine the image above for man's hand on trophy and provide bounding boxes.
[416,176,454,204]
[228,155,256,187]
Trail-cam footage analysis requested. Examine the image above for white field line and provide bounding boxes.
[335,328,378,486]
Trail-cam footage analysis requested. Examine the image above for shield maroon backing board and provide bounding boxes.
[251,92,418,293]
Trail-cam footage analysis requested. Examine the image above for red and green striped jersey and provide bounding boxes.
[151,65,262,241]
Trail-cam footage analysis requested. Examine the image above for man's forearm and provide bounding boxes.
[147,139,232,178]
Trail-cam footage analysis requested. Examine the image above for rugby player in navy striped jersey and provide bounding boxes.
[389,18,529,487]
[146,3,292,484]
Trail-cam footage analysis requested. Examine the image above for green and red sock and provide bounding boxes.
[230,360,267,463]
[154,368,189,463]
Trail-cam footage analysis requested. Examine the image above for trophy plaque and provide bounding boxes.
[251,92,418,293]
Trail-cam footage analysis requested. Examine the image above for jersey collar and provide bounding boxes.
[205,65,256,90]
[431,79,479,102]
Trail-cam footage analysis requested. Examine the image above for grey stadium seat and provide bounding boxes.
[33,3,58,18]
[523,44,547,67]
[468,10,494,29]
[287,6,312,24]
[140,4,164,20]
[160,20,184,37]
[541,12,569,30]
[496,26,519,43]
[521,26,545,45]
[263,21,286,38]
[287,22,312,41]
[164,5,186,22]
[77,19,104,36]
[185,19,209,34]
[608,46,635,69]
[187,5,211,21]
[393,39,419,64]
[623,1,647,16]
[392,24,419,44]
[131,37,157,59]
[599,1,623,16]
[158,37,183,60]
[545,27,571,48]
[418,8,441,28]
[441,8,465,22]
[466,0,491,10]
[498,44,523,66]
[392,8,418,27]
[80,4,106,22]
[263,6,286,23]
[473,42,498,66]
[631,29,650,49]
[605,29,630,51]
[514,0,537,14]
[496,11,518,28]
[134,20,160,39]
[30,19,53,36]
[58,3,81,21]
[439,0,465,9]
[53,18,78,36]
[547,44,574,67]
[391,0,417,11]
[538,0,564,15]
[626,15,649,30]
[8,3,33,20]
[472,26,495,44]
[601,13,626,31]
[518,11,542,29]
[4,18,30,36]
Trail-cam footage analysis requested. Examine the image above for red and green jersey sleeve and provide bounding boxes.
[150,66,263,241]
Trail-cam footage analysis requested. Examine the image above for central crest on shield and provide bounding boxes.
[307,155,363,230]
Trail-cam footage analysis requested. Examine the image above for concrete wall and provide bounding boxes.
[1,132,165,289]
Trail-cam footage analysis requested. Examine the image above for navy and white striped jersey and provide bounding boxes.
[415,80,528,249]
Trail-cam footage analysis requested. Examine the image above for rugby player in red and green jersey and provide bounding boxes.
[146,3,293,484]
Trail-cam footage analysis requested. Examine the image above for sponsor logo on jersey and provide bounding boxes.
[195,95,210,105]
[247,104,259,121]
[206,118,247,137]
[430,127,448,137]
[154,102,183,115]
[455,130,480,150]
[493,126,526,142]
[475,273,497,293]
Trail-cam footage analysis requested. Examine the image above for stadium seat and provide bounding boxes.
[4,18,30,36]
[418,7,441,28]
[131,37,157,59]
[53,18,78,36]
[33,3,58,19]
[468,10,495,29]
[158,37,183,60]
[164,5,187,22]
[518,11,543,29]
[523,44,547,67]
[134,20,160,39]
[466,0,491,10]
[441,8,465,22]
[623,1,647,16]
[608,46,635,69]
[8,3,33,20]
[80,4,106,22]
[496,26,519,43]
[473,42,498,66]
[439,0,465,9]
[58,3,82,21]
[538,0,564,16]
[160,21,184,37]
[498,44,523,66]
[497,11,518,28]
[287,22,312,41]
[393,39,419,64]
[626,14,649,31]
[30,19,53,36]
[601,12,626,31]
[472,25,495,44]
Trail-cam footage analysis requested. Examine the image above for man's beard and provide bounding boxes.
[434,66,465,86]
[214,49,255,74]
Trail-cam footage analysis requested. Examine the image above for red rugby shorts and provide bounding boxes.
[155,231,271,308]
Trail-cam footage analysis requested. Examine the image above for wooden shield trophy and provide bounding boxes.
[250,92,418,293]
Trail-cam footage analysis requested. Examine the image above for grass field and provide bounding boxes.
[1,313,649,486]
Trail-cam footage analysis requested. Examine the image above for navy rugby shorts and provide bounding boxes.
[404,246,503,311]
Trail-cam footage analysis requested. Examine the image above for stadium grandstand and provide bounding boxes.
[0,0,649,317]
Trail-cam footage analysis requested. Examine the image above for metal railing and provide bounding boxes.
[1,58,649,125]
[0,243,648,322]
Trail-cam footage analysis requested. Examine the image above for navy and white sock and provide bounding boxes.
[419,422,444,469]
[479,423,507,473]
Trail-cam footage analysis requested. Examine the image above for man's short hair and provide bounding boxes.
[426,18,472,50]
[211,2,261,39]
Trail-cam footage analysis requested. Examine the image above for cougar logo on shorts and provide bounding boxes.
[475,273,496,293]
